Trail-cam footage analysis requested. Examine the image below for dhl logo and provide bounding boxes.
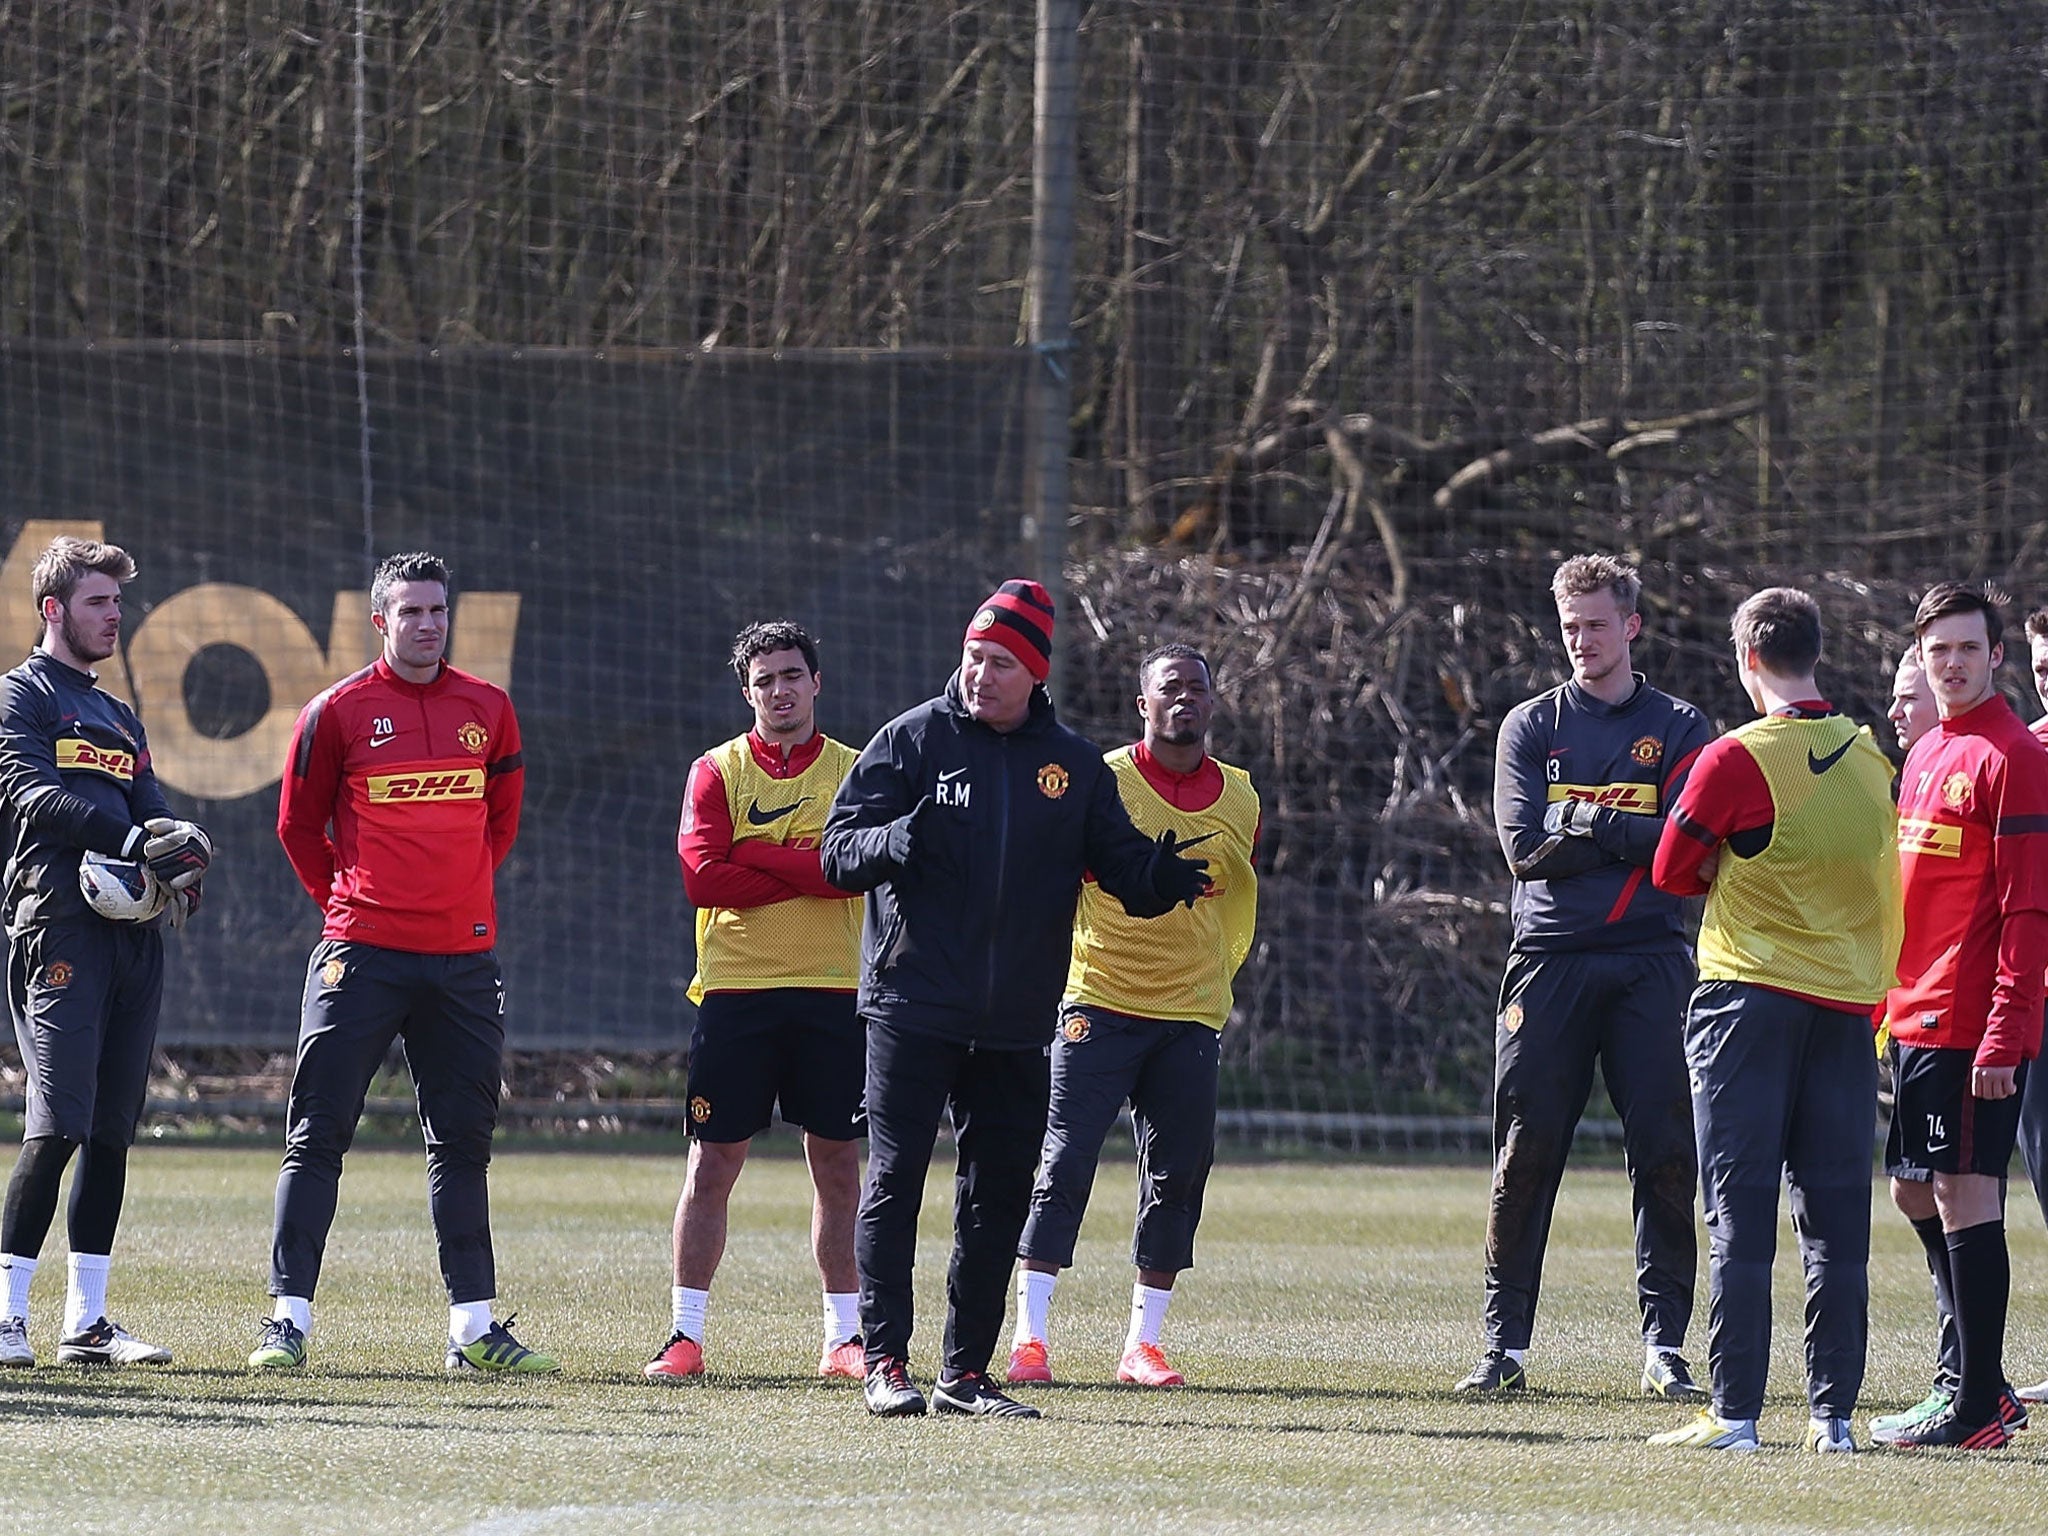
[1547,782,1658,815]
[56,737,136,781]
[366,768,486,804]
[1897,818,1963,858]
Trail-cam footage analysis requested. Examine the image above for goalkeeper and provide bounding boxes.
[1457,554,1711,1401]
[0,537,210,1369]
[821,581,1212,1420]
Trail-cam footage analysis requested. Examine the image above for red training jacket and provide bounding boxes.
[278,658,523,954]
[1888,693,2048,1066]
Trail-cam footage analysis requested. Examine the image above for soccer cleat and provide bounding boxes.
[1642,1349,1709,1401]
[1874,1404,2011,1451]
[1997,1385,2029,1432]
[1116,1342,1185,1388]
[0,1315,32,1368]
[1869,1389,1952,1441]
[248,1317,307,1370]
[1452,1349,1526,1393]
[644,1330,705,1381]
[931,1370,1043,1418]
[444,1314,559,1375]
[1647,1410,1760,1452]
[1005,1337,1053,1385]
[818,1336,866,1380]
[56,1317,172,1366]
[1807,1416,1856,1454]
[2016,1376,2048,1406]
[864,1356,927,1417]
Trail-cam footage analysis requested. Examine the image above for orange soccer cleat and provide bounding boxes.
[1006,1338,1054,1385]
[1116,1342,1185,1388]
[819,1337,867,1379]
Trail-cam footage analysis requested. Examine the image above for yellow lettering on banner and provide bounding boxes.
[0,523,522,802]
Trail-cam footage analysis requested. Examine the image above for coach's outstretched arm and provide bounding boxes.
[1084,765,1208,918]
[820,723,924,892]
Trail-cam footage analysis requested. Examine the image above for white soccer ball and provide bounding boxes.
[79,851,169,923]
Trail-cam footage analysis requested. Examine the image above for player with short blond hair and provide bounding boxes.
[1458,553,1711,1399]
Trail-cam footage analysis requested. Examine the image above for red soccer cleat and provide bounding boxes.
[1006,1338,1054,1385]
[1116,1342,1185,1388]
[819,1337,867,1379]
[644,1331,705,1381]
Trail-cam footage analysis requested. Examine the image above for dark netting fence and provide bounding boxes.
[3,3,2045,1139]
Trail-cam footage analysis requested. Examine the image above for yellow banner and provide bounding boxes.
[1546,781,1658,815]
[365,767,486,804]
[56,737,136,781]
[1897,818,1962,858]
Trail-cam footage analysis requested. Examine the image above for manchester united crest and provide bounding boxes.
[321,957,346,987]
[1060,1011,1092,1043]
[971,608,997,632]
[689,1095,712,1124]
[1037,763,1070,800]
[1942,771,1972,811]
[43,961,72,989]
[458,721,489,755]
[1502,1002,1523,1034]
[1630,736,1662,767]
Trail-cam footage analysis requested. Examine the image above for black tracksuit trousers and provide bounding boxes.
[857,1017,1050,1378]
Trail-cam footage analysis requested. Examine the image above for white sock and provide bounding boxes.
[449,1300,494,1346]
[1,1255,35,1321]
[823,1290,860,1347]
[672,1285,709,1343]
[1016,1268,1056,1345]
[1505,1347,1527,1365]
[66,1253,110,1335]
[272,1296,313,1336]
[1125,1282,1172,1353]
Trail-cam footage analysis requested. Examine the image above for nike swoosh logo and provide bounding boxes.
[746,796,809,826]
[938,767,968,783]
[369,734,397,748]
[1807,738,1854,774]
[1171,830,1222,851]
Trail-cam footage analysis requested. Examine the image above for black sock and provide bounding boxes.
[1946,1220,2010,1423]
[1910,1214,1961,1391]
[0,1136,80,1259]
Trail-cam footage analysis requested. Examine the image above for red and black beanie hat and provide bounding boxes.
[965,579,1055,681]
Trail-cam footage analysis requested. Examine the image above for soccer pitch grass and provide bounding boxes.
[5,1148,2048,1534]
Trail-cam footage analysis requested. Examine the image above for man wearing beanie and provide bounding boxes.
[823,579,1213,1419]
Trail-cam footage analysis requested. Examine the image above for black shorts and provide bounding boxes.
[8,916,164,1145]
[686,988,865,1142]
[1886,1042,2028,1178]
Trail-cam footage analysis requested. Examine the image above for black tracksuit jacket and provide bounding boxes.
[822,674,1174,1048]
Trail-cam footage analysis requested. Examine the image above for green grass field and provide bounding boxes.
[5,1145,2048,1534]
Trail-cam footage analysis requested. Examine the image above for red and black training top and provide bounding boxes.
[278,658,523,955]
[1888,691,2048,1066]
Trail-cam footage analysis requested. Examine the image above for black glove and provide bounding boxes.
[1541,798,1599,838]
[1151,828,1213,910]
[887,796,934,868]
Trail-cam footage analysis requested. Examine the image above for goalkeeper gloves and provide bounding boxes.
[142,817,213,891]
[1542,798,1599,838]
[163,883,202,932]
[1150,828,1214,910]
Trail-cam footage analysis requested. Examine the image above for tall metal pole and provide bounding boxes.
[1025,0,1079,697]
